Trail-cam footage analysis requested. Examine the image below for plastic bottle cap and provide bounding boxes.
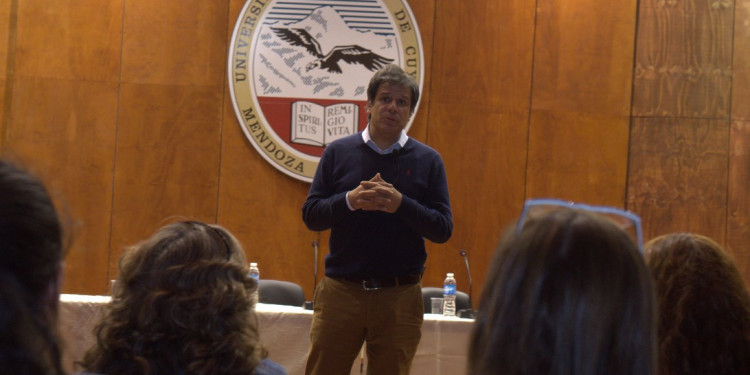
[447,273,454,276]
[250,262,258,267]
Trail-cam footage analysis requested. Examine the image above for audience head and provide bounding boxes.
[470,201,656,375]
[0,160,66,375]
[81,220,265,375]
[645,233,750,375]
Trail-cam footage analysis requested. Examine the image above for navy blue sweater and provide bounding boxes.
[302,132,453,278]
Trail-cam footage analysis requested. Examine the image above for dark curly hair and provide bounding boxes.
[0,160,66,375]
[470,208,656,375]
[645,233,750,375]
[80,221,265,375]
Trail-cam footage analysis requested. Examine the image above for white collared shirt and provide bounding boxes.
[361,124,409,155]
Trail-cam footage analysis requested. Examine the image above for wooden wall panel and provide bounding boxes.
[121,1,228,86]
[526,0,637,206]
[7,0,123,294]
[431,0,534,108]
[108,0,229,282]
[427,0,534,300]
[0,76,6,152]
[0,0,11,78]
[425,105,528,298]
[632,0,733,118]
[14,0,122,82]
[733,0,750,120]
[532,0,638,115]
[0,0,12,148]
[109,84,224,280]
[728,120,750,286]
[218,99,315,295]
[526,111,630,206]
[728,0,750,287]
[1,0,748,295]
[626,118,729,242]
[9,78,118,294]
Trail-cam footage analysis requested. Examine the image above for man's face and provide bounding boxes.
[367,83,413,141]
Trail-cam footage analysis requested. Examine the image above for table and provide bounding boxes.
[59,294,473,375]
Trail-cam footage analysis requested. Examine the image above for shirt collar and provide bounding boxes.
[362,125,409,155]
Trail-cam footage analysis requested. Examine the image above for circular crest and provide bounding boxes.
[228,0,424,182]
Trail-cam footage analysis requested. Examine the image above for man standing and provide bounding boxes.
[302,64,453,375]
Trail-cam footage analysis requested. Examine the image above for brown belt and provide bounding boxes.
[334,274,422,290]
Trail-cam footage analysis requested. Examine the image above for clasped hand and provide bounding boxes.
[348,173,402,213]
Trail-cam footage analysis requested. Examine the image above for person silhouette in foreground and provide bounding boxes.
[78,221,287,375]
[645,233,750,375]
[0,160,67,375]
[470,203,656,375]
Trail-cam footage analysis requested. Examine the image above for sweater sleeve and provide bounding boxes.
[394,153,453,243]
[301,146,352,231]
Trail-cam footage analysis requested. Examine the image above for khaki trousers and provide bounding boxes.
[305,276,424,375]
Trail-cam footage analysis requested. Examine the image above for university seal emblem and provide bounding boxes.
[228,0,424,182]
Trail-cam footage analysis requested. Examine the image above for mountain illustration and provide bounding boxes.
[253,6,399,99]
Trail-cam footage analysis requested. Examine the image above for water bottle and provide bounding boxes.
[248,262,260,281]
[443,272,457,317]
[248,262,260,302]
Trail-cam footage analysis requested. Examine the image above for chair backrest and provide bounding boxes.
[258,279,306,307]
[421,286,471,312]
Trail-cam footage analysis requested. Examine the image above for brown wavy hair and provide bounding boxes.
[80,221,264,375]
[470,208,656,375]
[645,233,750,375]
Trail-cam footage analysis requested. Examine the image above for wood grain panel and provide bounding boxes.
[7,77,118,294]
[428,0,534,301]
[632,0,733,118]
[0,0,12,78]
[4,0,744,295]
[526,111,630,206]
[732,0,750,120]
[424,104,529,302]
[14,0,122,81]
[0,77,6,153]
[218,99,316,297]
[2,0,17,153]
[627,117,729,243]
[727,119,750,286]
[532,0,638,115]
[121,0,228,86]
[430,0,535,108]
[109,83,224,280]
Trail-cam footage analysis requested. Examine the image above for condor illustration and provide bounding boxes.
[229,1,423,182]
[270,27,394,74]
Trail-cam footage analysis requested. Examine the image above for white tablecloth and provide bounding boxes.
[59,294,472,375]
